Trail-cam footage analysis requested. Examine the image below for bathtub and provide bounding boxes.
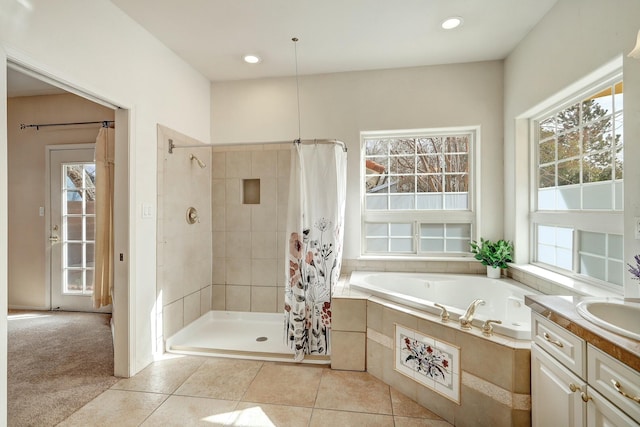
[348,271,538,340]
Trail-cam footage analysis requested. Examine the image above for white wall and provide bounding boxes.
[504,0,640,296]
[0,46,8,427]
[212,61,505,259]
[0,0,211,403]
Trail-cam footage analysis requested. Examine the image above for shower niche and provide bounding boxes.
[242,179,260,204]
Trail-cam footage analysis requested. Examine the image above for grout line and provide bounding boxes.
[237,360,265,402]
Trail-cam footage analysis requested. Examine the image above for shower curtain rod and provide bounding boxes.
[167,139,212,153]
[295,138,347,152]
[168,138,347,154]
[20,120,114,130]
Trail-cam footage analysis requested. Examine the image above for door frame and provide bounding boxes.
[5,56,133,379]
[45,144,108,312]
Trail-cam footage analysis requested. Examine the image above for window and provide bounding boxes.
[63,163,96,295]
[361,128,477,256]
[532,76,623,288]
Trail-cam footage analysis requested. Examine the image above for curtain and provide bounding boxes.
[93,127,115,309]
[284,142,347,361]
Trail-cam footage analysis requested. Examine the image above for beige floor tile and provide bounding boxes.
[315,370,392,414]
[175,358,263,400]
[140,395,238,426]
[394,416,454,427]
[309,409,395,427]
[112,355,206,394]
[230,402,313,427]
[242,363,326,407]
[57,390,168,427]
[390,387,443,419]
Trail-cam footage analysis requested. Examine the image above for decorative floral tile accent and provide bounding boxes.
[395,324,460,404]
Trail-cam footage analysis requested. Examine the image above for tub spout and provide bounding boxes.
[459,299,485,330]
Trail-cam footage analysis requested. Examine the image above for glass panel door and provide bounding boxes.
[49,148,110,312]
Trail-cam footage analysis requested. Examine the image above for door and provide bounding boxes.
[49,147,110,312]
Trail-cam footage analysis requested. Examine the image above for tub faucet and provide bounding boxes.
[459,299,485,330]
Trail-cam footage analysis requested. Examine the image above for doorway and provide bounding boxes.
[6,63,130,377]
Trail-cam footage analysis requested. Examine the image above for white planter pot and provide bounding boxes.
[486,266,501,279]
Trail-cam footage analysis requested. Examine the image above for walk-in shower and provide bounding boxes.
[162,136,347,364]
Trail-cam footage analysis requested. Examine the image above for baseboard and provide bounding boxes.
[8,305,50,311]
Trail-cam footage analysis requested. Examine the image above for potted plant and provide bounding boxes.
[469,238,514,278]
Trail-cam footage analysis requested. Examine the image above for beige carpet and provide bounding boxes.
[7,310,119,427]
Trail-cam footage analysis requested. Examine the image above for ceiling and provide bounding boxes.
[7,0,558,96]
[110,0,558,82]
[6,68,66,98]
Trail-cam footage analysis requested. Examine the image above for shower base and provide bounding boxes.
[165,310,330,365]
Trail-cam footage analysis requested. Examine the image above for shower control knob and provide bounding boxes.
[186,207,199,224]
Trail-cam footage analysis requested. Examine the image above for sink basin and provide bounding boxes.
[576,298,640,341]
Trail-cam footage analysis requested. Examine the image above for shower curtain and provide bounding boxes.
[93,126,115,309]
[284,142,347,361]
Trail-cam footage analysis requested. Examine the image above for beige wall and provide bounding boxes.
[210,144,291,314]
[156,126,212,345]
[212,61,506,260]
[503,0,640,296]
[7,94,114,309]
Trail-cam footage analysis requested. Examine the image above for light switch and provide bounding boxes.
[39,207,45,217]
[142,203,153,219]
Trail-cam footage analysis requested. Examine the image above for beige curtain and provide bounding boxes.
[93,126,115,309]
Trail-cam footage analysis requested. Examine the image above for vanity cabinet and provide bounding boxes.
[531,313,639,427]
[532,344,586,427]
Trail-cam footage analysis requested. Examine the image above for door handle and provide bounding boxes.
[49,225,59,242]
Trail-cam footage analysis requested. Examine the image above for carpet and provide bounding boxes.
[7,310,119,426]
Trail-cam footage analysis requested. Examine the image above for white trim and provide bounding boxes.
[5,53,134,377]
[531,211,624,235]
[522,60,624,288]
[44,143,96,312]
[7,53,123,110]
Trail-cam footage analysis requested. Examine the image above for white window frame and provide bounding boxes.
[360,127,480,258]
[529,71,624,290]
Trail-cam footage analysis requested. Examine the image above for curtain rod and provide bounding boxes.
[294,138,347,152]
[20,120,114,130]
[168,138,347,154]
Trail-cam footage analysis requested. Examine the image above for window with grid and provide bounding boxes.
[62,163,96,295]
[361,129,476,256]
[532,77,624,288]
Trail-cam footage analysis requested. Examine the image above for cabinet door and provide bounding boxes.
[532,344,586,427]
[586,386,639,427]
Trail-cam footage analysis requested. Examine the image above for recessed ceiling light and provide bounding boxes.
[243,55,261,64]
[441,17,463,30]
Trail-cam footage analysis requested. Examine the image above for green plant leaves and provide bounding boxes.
[469,238,513,269]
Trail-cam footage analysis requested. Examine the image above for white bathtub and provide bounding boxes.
[348,271,538,340]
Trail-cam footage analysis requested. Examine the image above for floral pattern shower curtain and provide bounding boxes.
[284,142,347,361]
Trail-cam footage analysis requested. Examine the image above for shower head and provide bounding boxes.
[189,154,206,169]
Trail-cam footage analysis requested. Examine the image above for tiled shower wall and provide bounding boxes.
[211,143,291,313]
[157,126,213,348]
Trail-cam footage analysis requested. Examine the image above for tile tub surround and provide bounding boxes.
[525,295,640,371]
[332,277,532,427]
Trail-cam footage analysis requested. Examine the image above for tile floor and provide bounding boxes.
[57,354,454,426]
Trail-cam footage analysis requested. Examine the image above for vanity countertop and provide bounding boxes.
[525,295,640,372]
